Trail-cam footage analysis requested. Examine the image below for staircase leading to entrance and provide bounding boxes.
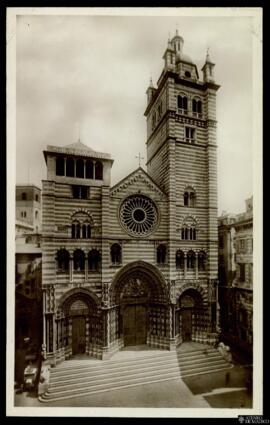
[39,345,233,403]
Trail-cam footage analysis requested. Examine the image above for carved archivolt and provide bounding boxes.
[110,261,169,305]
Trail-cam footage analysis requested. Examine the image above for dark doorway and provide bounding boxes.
[123,305,147,346]
[182,309,192,342]
[72,316,86,354]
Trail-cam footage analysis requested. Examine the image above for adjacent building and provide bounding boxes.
[218,197,253,357]
[41,32,221,365]
[15,185,43,359]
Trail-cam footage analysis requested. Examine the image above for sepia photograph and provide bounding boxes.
[6,7,262,418]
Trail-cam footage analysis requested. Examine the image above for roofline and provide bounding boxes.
[16,184,41,191]
[43,149,114,164]
[110,166,167,196]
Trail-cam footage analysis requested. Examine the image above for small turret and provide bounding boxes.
[162,36,175,71]
[171,29,184,54]
[202,48,215,83]
[146,78,156,104]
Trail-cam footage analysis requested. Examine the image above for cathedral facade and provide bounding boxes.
[42,32,220,364]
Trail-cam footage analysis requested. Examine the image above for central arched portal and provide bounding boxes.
[110,261,170,350]
[120,278,150,346]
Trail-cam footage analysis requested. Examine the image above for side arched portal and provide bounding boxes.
[56,288,102,359]
[175,288,209,345]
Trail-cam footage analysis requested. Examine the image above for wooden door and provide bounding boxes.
[182,309,192,342]
[123,305,147,346]
[72,316,86,354]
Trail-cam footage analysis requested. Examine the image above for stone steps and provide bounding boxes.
[39,347,233,403]
[50,349,219,378]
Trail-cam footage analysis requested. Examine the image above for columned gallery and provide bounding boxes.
[42,32,220,364]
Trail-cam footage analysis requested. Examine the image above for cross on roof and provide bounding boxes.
[135,153,144,167]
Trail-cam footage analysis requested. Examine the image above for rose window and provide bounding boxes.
[119,195,158,236]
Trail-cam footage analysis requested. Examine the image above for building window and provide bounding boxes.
[111,243,121,265]
[56,249,70,272]
[35,211,38,219]
[185,127,195,143]
[181,227,196,240]
[177,95,188,113]
[239,264,245,282]
[239,239,246,253]
[198,251,206,271]
[56,157,65,176]
[95,161,103,180]
[192,98,202,116]
[183,188,196,207]
[76,159,85,178]
[73,249,85,271]
[157,244,166,265]
[176,250,184,269]
[86,160,94,179]
[35,194,39,202]
[88,249,101,271]
[22,192,27,200]
[72,185,88,199]
[187,250,195,269]
[185,71,191,78]
[66,158,75,177]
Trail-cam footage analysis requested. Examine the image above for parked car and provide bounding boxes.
[23,365,37,391]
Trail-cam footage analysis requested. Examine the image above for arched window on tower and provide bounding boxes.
[87,225,91,238]
[88,249,101,271]
[86,160,94,179]
[56,157,65,176]
[183,187,196,207]
[56,249,70,272]
[192,98,202,117]
[177,95,188,114]
[66,158,75,177]
[181,216,197,241]
[95,161,103,180]
[176,250,185,269]
[184,192,189,206]
[73,249,85,271]
[187,250,196,269]
[157,244,167,265]
[198,251,207,271]
[82,224,87,239]
[110,243,121,265]
[76,159,84,178]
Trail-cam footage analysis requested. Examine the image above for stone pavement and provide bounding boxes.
[14,377,209,408]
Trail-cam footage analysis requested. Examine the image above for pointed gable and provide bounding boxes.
[110,167,167,199]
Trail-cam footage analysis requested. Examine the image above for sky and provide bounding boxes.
[15,11,257,214]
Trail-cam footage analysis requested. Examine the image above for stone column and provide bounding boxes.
[184,252,187,279]
[85,255,88,282]
[83,159,86,178]
[64,157,67,176]
[93,161,96,179]
[103,309,110,349]
[69,255,73,282]
[195,252,199,279]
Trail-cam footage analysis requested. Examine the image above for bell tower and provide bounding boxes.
[144,31,221,340]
